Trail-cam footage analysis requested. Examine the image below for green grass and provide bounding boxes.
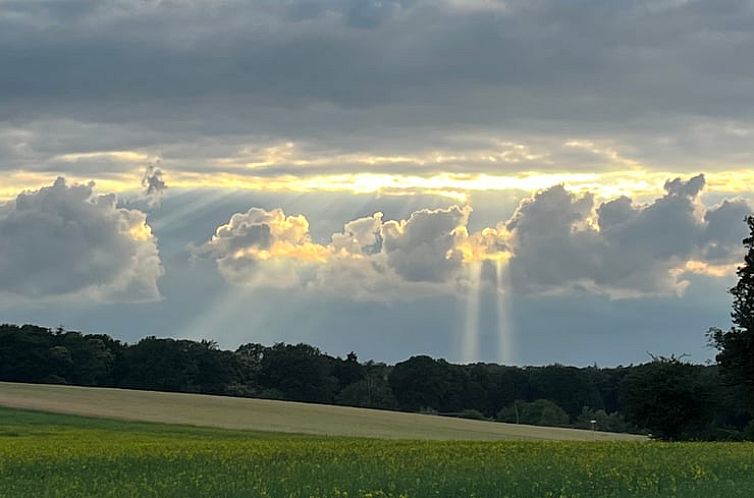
[2,407,754,497]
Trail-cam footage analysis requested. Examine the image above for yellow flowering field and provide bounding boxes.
[1,408,754,498]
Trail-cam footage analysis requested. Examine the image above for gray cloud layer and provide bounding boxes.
[0,177,163,302]
[4,0,754,178]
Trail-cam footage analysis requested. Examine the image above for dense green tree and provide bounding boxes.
[525,365,603,418]
[0,324,56,382]
[331,352,365,390]
[336,375,397,409]
[118,337,240,393]
[58,332,115,386]
[389,356,467,413]
[620,356,714,439]
[258,343,337,403]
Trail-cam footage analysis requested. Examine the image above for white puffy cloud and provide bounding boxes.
[199,174,751,298]
[198,207,327,287]
[200,205,471,294]
[330,212,384,255]
[0,177,163,303]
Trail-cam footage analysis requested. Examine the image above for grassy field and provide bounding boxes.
[2,407,754,498]
[0,382,642,441]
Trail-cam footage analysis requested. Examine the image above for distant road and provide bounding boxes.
[0,381,645,441]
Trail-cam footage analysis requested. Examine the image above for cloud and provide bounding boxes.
[142,163,167,207]
[199,175,751,298]
[197,207,329,287]
[381,206,470,282]
[330,212,384,255]
[5,0,754,183]
[0,177,163,303]
[506,174,752,296]
[3,0,754,209]
[198,205,472,296]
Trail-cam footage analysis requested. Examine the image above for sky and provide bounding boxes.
[2,0,754,366]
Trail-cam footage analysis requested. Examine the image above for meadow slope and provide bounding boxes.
[0,381,642,441]
[0,407,750,498]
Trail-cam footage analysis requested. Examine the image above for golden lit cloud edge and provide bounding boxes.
[1,168,753,203]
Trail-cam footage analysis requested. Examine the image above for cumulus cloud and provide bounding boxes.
[0,177,163,303]
[142,163,167,207]
[381,206,470,282]
[506,174,752,296]
[330,212,384,255]
[198,205,471,295]
[199,175,751,298]
[197,207,328,287]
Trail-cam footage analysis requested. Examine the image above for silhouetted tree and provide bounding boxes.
[258,343,337,403]
[389,356,466,412]
[332,351,365,390]
[621,356,714,439]
[0,324,56,382]
[118,337,239,393]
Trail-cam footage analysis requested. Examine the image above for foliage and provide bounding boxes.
[497,399,570,427]
[457,408,488,420]
[336,374,397,409]
[257,343,338,403]
[620,356,715,440]
[575,406,639,434]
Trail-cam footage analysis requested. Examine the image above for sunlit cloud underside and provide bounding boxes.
[3,167,754,204]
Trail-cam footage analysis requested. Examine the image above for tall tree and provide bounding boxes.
[709,216,754,411]
[620,356,714,440]
[258,343,337,403]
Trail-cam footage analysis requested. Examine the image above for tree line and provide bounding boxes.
[0,322,749,440]
[2,215,753,441]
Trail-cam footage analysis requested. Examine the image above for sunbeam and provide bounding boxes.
[179,284,266,346]
[495,258,515,365]
[149,188,239,232]
[460,261,483,364]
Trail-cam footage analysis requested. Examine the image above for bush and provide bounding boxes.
[575,407,639,434]
[458,409,487,421]
[497,399,569,427]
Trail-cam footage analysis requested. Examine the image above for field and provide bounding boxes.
[2,407,754,498]
[0,382,642,441]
